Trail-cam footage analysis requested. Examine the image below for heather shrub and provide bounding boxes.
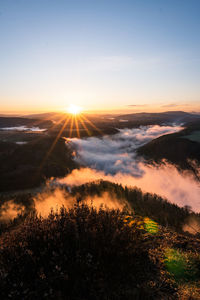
[0,204,175,299]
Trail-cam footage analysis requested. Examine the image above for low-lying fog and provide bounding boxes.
[69,125,182,175]
[0,126,46,132]
[2,124,200,223]
[56,124,200,212]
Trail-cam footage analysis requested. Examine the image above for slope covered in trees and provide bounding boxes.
[71,181,199,233]
[0,137,77,192]
[1,181,200,235]
[137,121,200,176]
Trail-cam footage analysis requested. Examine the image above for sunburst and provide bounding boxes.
[67,104,83,115]
[36,105,103,177]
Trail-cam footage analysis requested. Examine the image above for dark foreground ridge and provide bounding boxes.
[1,182,200,299]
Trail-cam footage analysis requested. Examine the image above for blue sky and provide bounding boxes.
[0,0,200,113]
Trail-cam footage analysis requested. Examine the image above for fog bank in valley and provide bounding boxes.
[70,125,183,175]
[57,125,200,212]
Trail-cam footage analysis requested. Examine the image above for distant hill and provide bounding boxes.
[3,110,200,125]
[115,111,200,124]
[0,117,53,129]
[1,111,199,136]
[137,121,200,176]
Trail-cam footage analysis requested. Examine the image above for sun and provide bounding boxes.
[67,104,83,115]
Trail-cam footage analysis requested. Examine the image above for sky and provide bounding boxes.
[0,0,200,113]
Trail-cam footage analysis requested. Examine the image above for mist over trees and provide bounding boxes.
[1,180,199,235]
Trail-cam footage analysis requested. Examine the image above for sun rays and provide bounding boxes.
[36,107,103,177]
[63,107,103,139]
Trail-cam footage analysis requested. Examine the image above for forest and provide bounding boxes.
[0,137,77,192]
[137,121,200,177]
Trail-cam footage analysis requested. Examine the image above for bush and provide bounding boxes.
[0,204,176,299]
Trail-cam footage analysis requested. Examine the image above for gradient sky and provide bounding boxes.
[0,0,200,113]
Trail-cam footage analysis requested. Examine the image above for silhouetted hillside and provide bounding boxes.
[71,181,199,232]
[115,111,200,124]
[0,137,77,192]
[137,122,200,176]
[0,117,52,129]
[1,181,199,234]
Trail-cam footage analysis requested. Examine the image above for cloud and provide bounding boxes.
[127,104,148,107]
[57,163,200,213]
[82,191,129,211]
[161,103,193,108]
[68,125,183,175]
[161,103,179,108]
[34,189,75,218]
[53,124,200,213]
[33,189,128,217]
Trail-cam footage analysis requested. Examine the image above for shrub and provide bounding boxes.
[0,204,176,299]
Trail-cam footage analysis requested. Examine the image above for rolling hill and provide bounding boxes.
[137,121,200,177]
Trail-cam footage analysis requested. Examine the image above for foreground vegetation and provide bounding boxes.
[1,204,200,299]
[1,181,200,299]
